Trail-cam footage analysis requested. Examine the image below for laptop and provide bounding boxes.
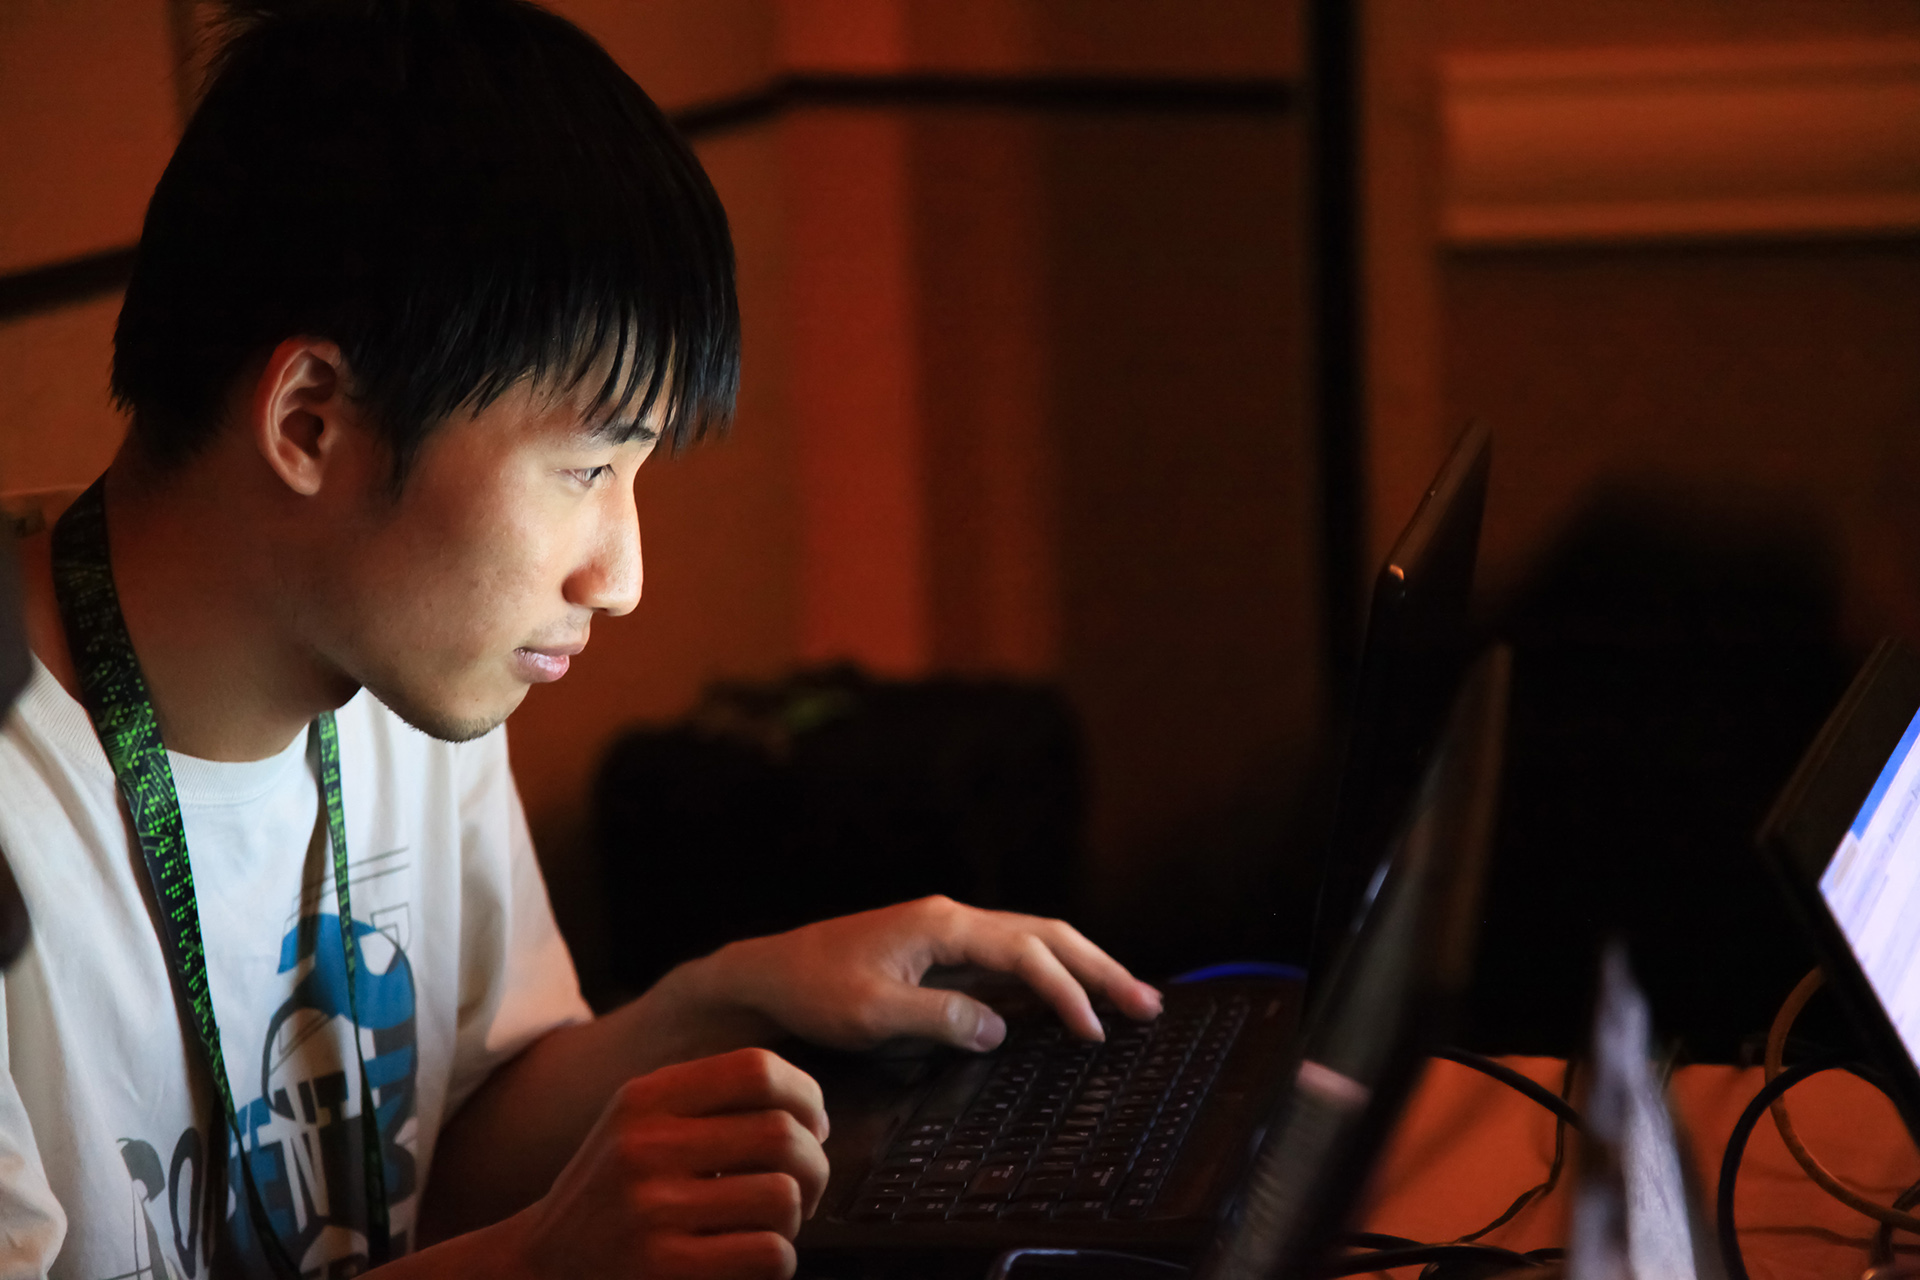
[1757,637,1920,1135]
[1309,421,1491,992]
[798,647,1510,1276]
[1183,645,1510,1280]
[1565,943,1726,1280]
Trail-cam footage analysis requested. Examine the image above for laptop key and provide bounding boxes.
[863,1169,920,1193]
[947,1202,1001,1221]
[850,1196,904,1222]
[1132,1155,1173,1182]
[1015,1173,1070,1200]
[1065,1164,1125,1200]
[921,1158,978,1186]
[880,1152,933,1173]
[1052,1200,1110,1220]
[900,1196,959,1222]
[1000,1199,1055,1220]
[963,1164,1026,1201]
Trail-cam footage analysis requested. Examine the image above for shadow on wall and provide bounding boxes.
[1081,732,1334,985]
[1466,479,1857,1062]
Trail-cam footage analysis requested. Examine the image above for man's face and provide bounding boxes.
[301,380,657,742]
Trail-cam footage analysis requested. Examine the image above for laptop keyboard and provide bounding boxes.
[846,994,1250,1224]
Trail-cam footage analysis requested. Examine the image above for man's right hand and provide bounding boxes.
[503,1047,830,1280]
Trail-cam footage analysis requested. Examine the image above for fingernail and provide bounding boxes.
[973,1011,1008,1051]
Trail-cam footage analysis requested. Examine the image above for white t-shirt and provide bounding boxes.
[0,658,591,1279]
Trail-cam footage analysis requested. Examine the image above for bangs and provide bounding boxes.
[456,275,732,456]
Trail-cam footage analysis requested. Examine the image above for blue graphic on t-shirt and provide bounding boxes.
[106,910,419,1280]
[224,912,419,1276]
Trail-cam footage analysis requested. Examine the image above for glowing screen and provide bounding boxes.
[1822,706,1920,1068]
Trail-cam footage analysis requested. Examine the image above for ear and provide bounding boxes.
[249,337,359,497]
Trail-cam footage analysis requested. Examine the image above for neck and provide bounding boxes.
[53,453,356,762]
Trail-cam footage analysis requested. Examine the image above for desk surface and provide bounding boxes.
[1360,1057,1920,1278]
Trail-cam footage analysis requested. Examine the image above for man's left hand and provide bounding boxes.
[687,896,1163,1052]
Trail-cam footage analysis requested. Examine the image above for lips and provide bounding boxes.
[515,639,586,684]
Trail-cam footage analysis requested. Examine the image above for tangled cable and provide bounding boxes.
[1762,968,1920,1234]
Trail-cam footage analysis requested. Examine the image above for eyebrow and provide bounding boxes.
[586,417,662,446]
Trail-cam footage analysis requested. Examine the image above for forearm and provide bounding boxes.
[420,948,774,1239]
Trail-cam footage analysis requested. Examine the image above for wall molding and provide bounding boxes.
[1442,40,1920,247]
[674,71,1292,137]
[0,71,1293,326]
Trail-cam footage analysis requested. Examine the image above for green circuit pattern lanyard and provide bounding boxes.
[51,477,391,1272]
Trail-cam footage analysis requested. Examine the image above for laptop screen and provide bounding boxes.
[1310,422,1490,990]
[1819,703,1920,1066]
[1197,646,1508,1280]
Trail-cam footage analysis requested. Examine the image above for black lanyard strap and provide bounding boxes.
[51,477,391,1272]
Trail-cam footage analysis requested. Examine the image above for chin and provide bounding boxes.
[364,678,523,744]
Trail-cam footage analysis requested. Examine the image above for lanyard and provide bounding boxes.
[51,477,391,1273]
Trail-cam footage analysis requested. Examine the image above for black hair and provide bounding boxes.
[112,0,738,485]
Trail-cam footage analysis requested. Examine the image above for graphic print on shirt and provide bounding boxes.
[106,866,419,1280]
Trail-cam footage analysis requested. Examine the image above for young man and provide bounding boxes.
[0,3,1159,1277]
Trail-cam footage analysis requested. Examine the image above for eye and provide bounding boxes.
[565,465,616,487]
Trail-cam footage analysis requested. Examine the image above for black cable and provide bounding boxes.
[1311,1243,1559,1277]
[1434,1047,1585,1132]
[1717,1057,1854,1280]
[1456,1057,1580,1244]
[1871,1175,1920,1266]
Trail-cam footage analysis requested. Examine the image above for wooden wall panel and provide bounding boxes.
[0,0,176,274]
[1040,112,1313,964]
[1445,242,1920,642]
[1444,42,1920,246]
[0,297,124,494]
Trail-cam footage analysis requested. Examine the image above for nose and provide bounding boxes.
[566,486,643,616]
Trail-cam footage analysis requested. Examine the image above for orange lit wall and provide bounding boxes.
[1439,1,1920,645]
[0,0,174,488]
[1363,0,1920,649]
